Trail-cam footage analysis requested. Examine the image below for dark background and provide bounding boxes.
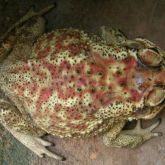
[0,0,165,165]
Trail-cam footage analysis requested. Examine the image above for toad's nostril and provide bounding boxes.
[145,87,165,107]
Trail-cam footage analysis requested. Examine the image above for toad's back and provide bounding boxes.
[0,29,143,137]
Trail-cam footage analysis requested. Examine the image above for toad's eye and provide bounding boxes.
[145,86,165,107]
[138,47,162,67]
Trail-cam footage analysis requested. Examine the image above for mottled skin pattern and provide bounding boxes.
[0,5,165,160]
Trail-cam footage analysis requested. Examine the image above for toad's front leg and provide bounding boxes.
[0,99,64,160]
[100,26,127,45]
[103,120,161,148]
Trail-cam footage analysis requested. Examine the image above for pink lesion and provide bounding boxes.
[90,62,107,79]
[124,57,137,69]
[53,30,90,55]
[31,63,48,81]
[65,107,83,120]
[35,30,90,58]
[11,63,30,73]
[130,88,143,102]
[27,82,38,95]
[117,77,127,86]
[71,43,89,55]
[43,54,125,107]
[36,88,52,110]
[57,87,76,100]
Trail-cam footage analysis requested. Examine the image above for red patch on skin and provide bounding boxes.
[66,108,82,120]
[77,77,87,87]
[74,63,85,74]
[54,104,62,112]
[13,64,30,73]
[117,77,127,86]
[27,82,38,95]
[90,63,105,74]
[59,88,76,100]
[42,61,59,80]
[31,63,47,80]
[90,90,111,108]
[130,89,142,102]
[59,61,71,70]
[36,88,52,110]
[68,44,81,55]
[42,60,73,99]
[55,42,63,52]
[53,30,90,55]
[124,57,137,70]
[41,88,52,101]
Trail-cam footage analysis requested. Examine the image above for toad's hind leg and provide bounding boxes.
[103,119,161,148]
[100,26,127,45]
[7,130,63,160]
[0,99,64,160]
[0,4,55,62]
[0,4,55,43]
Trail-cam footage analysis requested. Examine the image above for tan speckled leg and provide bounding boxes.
[100,26,127,45]
[103,121,125,146]
[103,119,161,148]
[0,99,64,160]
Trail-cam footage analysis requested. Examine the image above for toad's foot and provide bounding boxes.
[9,129,64,160]
[103,119,162,148]
[123,119,162,141]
